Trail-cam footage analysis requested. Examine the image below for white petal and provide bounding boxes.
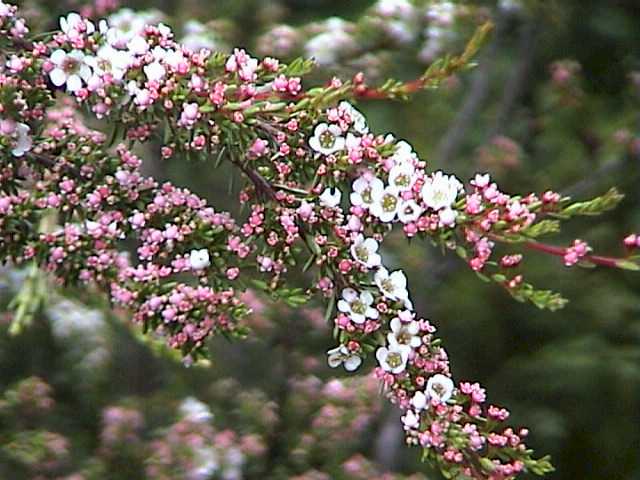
[342,288,358,302]
[390,317,402,333]
[337,300,350,313]
[360,291,374,305]
[375,347,388,364]
[327,354,342,368]
[50,49,67,65]
[50,68,68,87]
[344,355,362,371]
[66,74,82,92]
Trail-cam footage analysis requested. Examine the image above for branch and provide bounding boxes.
[524,240,634,269]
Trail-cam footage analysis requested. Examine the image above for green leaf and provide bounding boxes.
[280,57,316,77]
[558,187,624,218]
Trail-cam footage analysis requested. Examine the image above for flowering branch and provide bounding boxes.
[0,5,637,479]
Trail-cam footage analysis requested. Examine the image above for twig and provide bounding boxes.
[525,240,626,269]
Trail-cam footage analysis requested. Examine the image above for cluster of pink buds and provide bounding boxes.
[563,239,590,266]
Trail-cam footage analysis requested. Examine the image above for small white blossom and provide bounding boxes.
[339,101,368,134]
[49,49,93,92]
[376,342,411,374]
[375,267,409,302]
[397,199,424,224]
[10,122,32,157]
[319,187,342,208]
[426,374,455,404]
[106,8,165,47]
[388,317,421,348]
[438,207,458,227]
[309,123,346,155]
[388,162,415,191]
[337,288,379,324]
[401,409,420,429]
[60,12,94,37]
[127,35,149,55]
[164,49,186,71]
[189,249,210,270]
[350,234,382,269]
[143,61,166,82]
[471,173,491,189]
[350,175,384,209]
[327,345,362,372]
[411,390,428,410]
[392,140,417,165]
[179,396,213,423]
[421,170,463,210]
[86,45,133,82]
[370,186,401,223]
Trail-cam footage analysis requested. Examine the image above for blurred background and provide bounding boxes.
[1,0,640,479]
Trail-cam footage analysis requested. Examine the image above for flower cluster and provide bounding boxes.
[0,5,637,479]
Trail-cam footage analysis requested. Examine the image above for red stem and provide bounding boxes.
[524,241,621,268]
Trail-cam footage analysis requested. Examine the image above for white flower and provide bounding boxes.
[86,45,132,82]
[309,123,346,155]
[337,288,379,324]
[388,162,415,191]
[376,342,411,374]
[327,345,362,372]
[179,396,213,423]
[471,173,491,189]
[339,101,368,134]
[350,234,381,269]
[401,409,420,429]
[10,122,32,157]
[189,249,210,270]
[106,8,165,47]
[411,390,428,410]
[143,61,166,82]
[164,49,186,70]
[375,267,409,302]
[392,140,417,165]
[370,186,401,223]
[350,175,384,209]
[397,199,424,224]
[127,35,149,55]
[421,170,463,210]
[438,207,458,227]
[426,374,455,404]
[388,317,421,348]
[49,49,93,92]
[319,187,342,208]
[60,12,95,37]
